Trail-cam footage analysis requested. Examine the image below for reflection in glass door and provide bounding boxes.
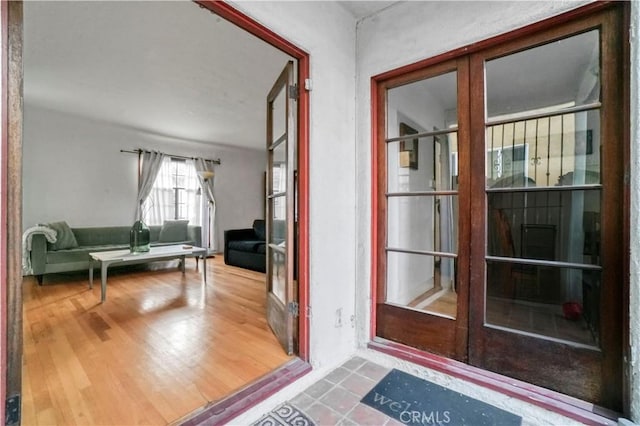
[469,17,624,409]
[375,5,625,411]
[266,61,297,355]
[376,59,470,360]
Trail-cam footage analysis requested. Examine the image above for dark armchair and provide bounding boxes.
[224,219,266,272]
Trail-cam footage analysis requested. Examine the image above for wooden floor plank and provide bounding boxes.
[22,257,292,425]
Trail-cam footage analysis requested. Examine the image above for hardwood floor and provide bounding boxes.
[21,257,292,425]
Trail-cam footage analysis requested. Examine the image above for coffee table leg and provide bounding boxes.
[180,256,186,274]
[101,263,109,303]
[203,255,207,283]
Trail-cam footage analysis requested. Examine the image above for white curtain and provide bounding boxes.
[195,158,217,253]
[143,158,202,227]
[134,150,165,221]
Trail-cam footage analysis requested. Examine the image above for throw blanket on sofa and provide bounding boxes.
[22,226,57,275]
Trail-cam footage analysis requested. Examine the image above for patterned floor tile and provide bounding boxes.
[252,403,315,426]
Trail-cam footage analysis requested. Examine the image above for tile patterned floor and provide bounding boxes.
[286,357,400,425]
[252,356,592,426]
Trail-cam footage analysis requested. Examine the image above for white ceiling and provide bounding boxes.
[24,1,401,151]
[339,1,399,19]
[24,1,292,150]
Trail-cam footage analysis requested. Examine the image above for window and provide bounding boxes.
[143,157,202,226]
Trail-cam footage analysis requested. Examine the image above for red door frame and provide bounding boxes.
[0,0,9,422]
[370,1,628,424]
[195,0,310,362]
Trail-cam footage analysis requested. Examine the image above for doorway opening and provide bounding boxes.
[14,1,310,424]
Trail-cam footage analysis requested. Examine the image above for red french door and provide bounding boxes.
[467,7,625,410]
[374,4,627,411]
[375,57,471,361]
[266,61,298,354]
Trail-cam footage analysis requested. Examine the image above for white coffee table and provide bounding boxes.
[89,244,207,302]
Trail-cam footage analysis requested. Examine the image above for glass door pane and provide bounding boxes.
[377,60,468,361]
[268,82,288,303]
[483,31,602,345]
[385,71,459,319]
[265,61,296,355]
[469,14,624,408]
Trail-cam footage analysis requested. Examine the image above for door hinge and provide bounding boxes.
[304,78,313,91]
[288,85,299,100]
[288,301,299,317]
[5,394,20,426]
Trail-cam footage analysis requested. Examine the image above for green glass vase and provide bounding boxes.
[130,220,150,253]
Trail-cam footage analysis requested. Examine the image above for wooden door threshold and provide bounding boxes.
[369,339,620,426]
[176,357,311,426]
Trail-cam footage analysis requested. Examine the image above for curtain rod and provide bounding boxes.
[120,149,221,165]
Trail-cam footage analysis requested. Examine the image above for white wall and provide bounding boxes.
[228,1,358,368]
[22,104,265,251]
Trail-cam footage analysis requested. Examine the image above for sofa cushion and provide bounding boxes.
[256,243,266,254]
[72,226,130,246]
[46,244,129,264]
[159,220,189,242]
[228,240,264,252]
[46,221,79,251]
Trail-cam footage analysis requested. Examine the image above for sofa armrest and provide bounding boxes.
[30,234,48,275]
[187,225,202,248]
[225,228,257,242]
[224,228,258,262]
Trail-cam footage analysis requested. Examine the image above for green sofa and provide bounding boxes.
[29,224,201,284]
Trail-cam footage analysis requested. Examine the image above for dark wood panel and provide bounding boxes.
[597,6,625,411]
[6,2,23,421]
[369,339,619,425]
[471,327,603,406]
[376,303,457,359]
[375,78,387,303]
[467,49,488,366]
[453,56,471,362]
[266,292,290,354]
[620,2,632,416]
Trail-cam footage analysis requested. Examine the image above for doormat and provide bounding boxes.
[361,369,522,426]
[252,402,315,426]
